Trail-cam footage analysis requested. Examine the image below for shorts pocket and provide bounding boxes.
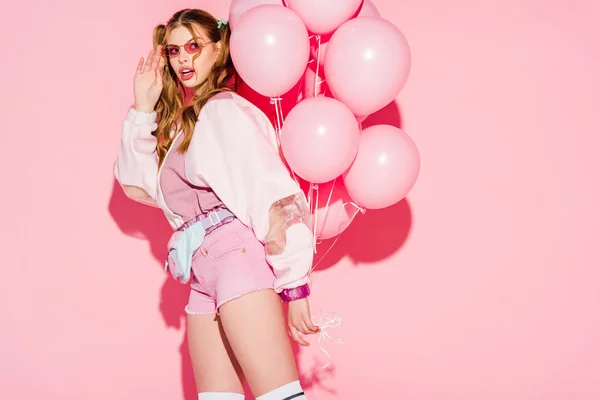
[200,230,257,262]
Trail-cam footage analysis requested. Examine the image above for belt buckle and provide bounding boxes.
[208,211,221,226]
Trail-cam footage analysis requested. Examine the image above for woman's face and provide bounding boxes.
[164,25,220,88]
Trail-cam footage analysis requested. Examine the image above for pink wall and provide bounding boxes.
[2,0,599,399]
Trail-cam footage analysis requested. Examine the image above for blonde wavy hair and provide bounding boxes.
[152,9,238,165]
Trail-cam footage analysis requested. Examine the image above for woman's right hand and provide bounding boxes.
[134,48,165,113]
[287,297,320,347]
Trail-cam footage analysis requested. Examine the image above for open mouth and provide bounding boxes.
[180,68,195,81]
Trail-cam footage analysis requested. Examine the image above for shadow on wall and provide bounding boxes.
[108,180,197,400]
[107,89,412,398]
[314,197,413,272]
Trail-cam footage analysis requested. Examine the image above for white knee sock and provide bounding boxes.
[255,380,306,400]
[198,393,245,400]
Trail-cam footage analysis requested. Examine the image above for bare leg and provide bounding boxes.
[218,289,300,397]
[187,313,245,395]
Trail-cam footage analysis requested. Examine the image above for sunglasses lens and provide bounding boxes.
[164,46,179,57]
[184,42,201,54]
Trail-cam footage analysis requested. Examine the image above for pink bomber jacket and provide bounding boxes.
[114,92,313,293]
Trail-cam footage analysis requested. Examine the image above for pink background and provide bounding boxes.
[2,0,599,399]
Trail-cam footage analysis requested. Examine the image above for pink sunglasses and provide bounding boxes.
[162,39,213,58]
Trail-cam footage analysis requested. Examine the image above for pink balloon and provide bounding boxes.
[303,65,316,99]
[310,179,357,240]
[281,97,360,183]
[230,5,310,97]
[229,0,283,30]
[358,0,381,18]
[324,17,411,119]
[286,0,362,34]
[310,0,381,66]
[343,125,420,209]
[301,64,331,99]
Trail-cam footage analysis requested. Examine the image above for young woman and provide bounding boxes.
[114,8,319,400]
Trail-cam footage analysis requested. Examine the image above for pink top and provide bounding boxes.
[159,133,224,222]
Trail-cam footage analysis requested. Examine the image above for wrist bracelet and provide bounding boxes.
[279,284,310,302]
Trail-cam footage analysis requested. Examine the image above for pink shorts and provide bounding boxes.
[185,219,276,315]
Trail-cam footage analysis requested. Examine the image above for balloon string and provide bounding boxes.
[310,202,366,275]
[270,97,283,146]
[311,312,344,370]
[317,177,337,238]
[312,183,319,253]
[271,97,299,185]
[307,183,314,225]
[314,35,321,97]
[312,179,336,248]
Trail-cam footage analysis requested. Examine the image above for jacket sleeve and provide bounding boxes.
[185,94,313,292]
[113,108,160,207]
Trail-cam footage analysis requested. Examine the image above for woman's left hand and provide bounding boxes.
[287,297,320,346]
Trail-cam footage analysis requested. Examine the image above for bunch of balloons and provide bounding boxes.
[230,0,420,241]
